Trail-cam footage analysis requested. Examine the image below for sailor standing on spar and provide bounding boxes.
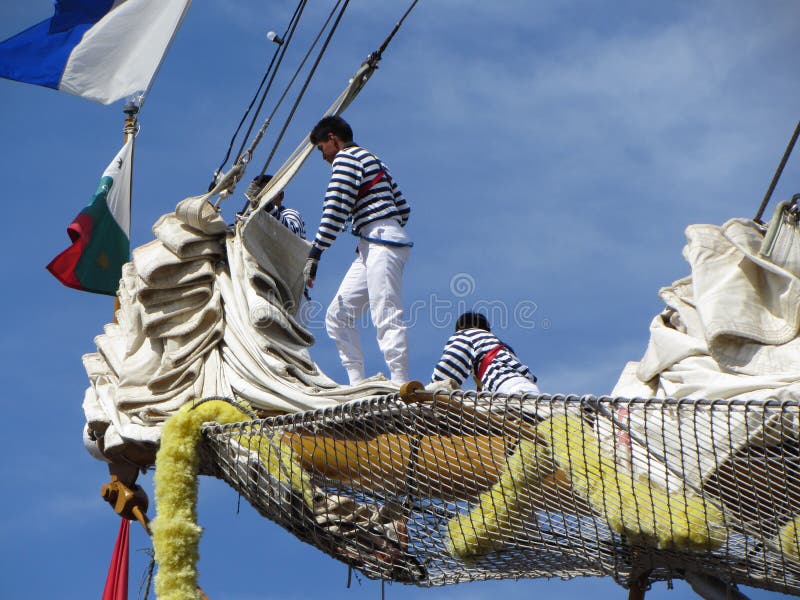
[304,116,412,385]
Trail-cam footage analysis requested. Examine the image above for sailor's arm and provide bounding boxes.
[312,155,359,250]
[305,155,359,286]
[388,168,410,226]
[431,333,475,387]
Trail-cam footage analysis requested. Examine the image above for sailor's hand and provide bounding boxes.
[425,379,460,392]
[244,174,270,202]
[303,257,319,288]
[305,245,323,288]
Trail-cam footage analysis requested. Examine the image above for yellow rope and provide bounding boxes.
[776,517,800,561]
[151,400,254,600]
[235,431,316,508]
[446,437,554,557]
[541,413,725,551]
[447,412,726,558]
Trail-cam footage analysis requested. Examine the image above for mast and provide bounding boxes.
[112,100,139,320]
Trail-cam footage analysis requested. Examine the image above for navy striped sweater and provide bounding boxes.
[431,328,537,391]
[312,145,409,251]
[268,205,306,239]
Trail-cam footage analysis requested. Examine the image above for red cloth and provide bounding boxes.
[356,169,386,199]
[476,344,505,382]
[46,212,93,290]
[102,518,130,600]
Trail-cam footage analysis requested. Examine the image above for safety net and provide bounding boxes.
[195,387,800,594]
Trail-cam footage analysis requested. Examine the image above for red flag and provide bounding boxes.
[103,518,130,600]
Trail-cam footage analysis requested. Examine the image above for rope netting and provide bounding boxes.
[196,388,800,594]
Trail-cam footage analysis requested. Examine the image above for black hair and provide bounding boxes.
[309,115,354,145]
[251,174,273,186]
[455,312,491,332]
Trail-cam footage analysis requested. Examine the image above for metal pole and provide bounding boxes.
[113,101,139,321]
[754,120,800,224]
[123,99,138,247]
[684,572,751,600]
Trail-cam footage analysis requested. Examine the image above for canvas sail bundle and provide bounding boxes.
[82,198,399,463]
[81,55,390,465]
[612,215,800,494]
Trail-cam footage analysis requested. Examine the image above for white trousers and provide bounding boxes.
[495,375,540,396]
[495,375,547,418]
[325,219,410,385]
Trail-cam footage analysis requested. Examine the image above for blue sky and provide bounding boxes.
[1,1,799,599]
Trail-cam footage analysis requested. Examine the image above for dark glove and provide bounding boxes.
[304,245,323,288]
[244,174,270,202]
[303,257,319,288]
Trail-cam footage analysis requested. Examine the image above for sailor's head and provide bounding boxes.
[310,116,353,164]
[455,312,491,332]
[249,174,284,205]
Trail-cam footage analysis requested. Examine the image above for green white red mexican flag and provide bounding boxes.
[47,138,132,296]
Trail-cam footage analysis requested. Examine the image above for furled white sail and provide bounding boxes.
[610,211,800,492]
[82,193,398,463]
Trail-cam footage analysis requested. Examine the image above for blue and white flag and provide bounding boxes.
[0,0,192,105]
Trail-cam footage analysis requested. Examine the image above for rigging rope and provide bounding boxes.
[374,0,419,61]
[227,0,420,216]
[257,0,350,178]
[242,0,345,177]
[231,1,309,169]
[255,0,420,179]
[209,0,308,189]
[250,0,421,193]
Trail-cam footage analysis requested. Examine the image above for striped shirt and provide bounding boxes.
[268,205,306,239]
[431,328,537,392]
[312,145,410,251]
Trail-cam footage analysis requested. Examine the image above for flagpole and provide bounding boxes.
[102,103,144,600]
[122,98,138,229]
[113,101,139,319]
